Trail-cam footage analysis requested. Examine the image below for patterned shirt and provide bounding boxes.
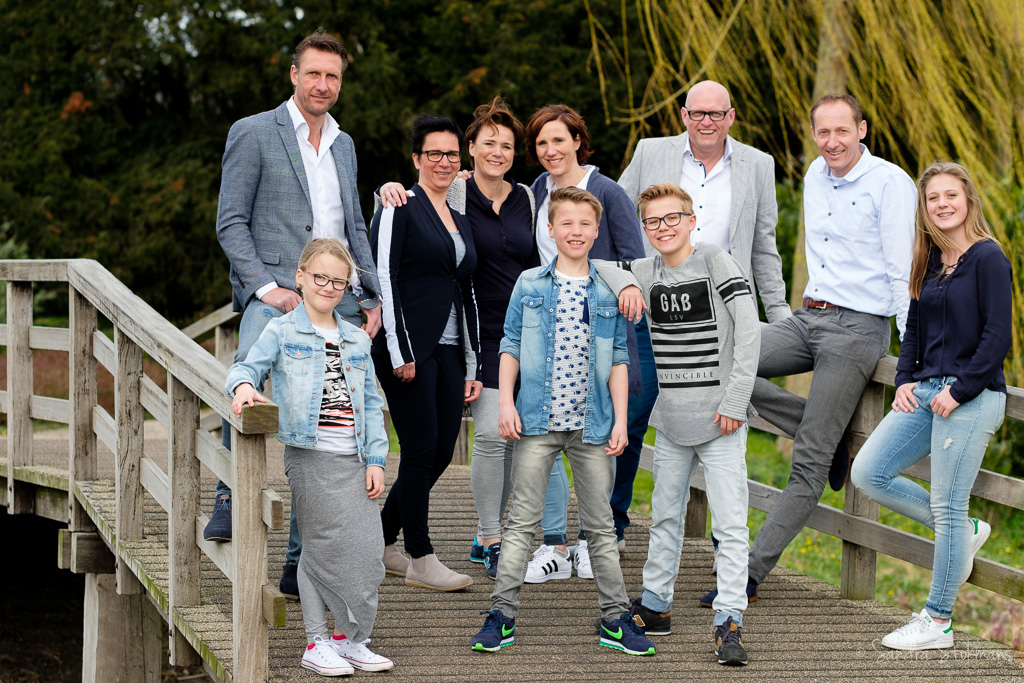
[547,270,590,431]
[312,325,358,454]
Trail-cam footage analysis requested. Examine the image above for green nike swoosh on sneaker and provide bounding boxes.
[602,625,623,639]
[502,625,515,637]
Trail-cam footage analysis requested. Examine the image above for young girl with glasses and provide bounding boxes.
[227,237,395,675]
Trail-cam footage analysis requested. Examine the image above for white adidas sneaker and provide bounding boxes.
[880,609,954,651]
[574,540,594,580]
[524,544,572,583]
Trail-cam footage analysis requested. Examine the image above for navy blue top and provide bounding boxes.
[895,239,1012,404]
[531,168,647,395]
[529,168,646,262]
[467,177,538,388]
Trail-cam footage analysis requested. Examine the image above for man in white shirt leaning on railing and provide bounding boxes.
[700,92,916,608]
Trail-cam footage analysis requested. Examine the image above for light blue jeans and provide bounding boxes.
[850,378,1005,619]
[641,428,749,627]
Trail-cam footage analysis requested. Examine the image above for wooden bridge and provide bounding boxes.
[1,259,1022,681]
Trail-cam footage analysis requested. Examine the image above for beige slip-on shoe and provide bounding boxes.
[383,543,410,577]
[405,553,473,591]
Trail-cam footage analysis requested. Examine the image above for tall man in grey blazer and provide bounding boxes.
[209,30,382,597]
[612,80,790,551]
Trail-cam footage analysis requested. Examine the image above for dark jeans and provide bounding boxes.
[376,343,465,558]
[610,318,659,538]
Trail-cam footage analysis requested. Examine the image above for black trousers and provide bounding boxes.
[375,343,465,558]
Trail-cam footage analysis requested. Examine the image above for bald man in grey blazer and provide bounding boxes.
[618,81,790,323]
[609,81,790,560]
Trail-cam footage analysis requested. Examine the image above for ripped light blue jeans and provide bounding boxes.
[850,377,1005,619]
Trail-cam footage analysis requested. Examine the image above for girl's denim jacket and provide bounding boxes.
[498,260,628,444]
[225,303,388,468]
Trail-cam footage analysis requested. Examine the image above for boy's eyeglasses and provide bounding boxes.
[641,212,692,231]
[419,150,462,163]
[305,271,348,290]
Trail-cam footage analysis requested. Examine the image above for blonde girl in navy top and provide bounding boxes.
[850,162,1012,651]
[227,238,393,675]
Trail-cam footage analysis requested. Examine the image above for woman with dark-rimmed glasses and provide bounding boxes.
[379,98,538,581]
[369,114,482,592]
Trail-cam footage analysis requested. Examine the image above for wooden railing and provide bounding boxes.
[1,260,282,681]
[675,356,1024,602]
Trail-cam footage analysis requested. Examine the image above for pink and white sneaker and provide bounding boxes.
[302,635,355,676]
[330,635,395,672]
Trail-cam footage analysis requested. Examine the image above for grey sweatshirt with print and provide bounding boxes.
[595,242,760,446]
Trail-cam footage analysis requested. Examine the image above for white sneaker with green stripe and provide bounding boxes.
[961,517,991,584]
[880,609,954,650]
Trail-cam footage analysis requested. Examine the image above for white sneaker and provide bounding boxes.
[330,636,394,672]
[524,545,572,583]
[880,609,954,651]
[961,518,991,584]
[302,636,355,676]
[574,540,594,579]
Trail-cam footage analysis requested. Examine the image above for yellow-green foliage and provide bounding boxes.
[587,0,1024,386]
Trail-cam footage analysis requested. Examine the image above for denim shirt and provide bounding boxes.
[499,259,628,443]
[225,302,389,468]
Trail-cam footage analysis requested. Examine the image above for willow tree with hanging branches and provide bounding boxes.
[585,0,1024,390]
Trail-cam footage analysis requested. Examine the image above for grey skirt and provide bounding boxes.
[284,445,385,641]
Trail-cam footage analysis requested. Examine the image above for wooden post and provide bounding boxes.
[167,374,201,666]
[684,488,710,541]
[841,379,884,600]
[232,428,269,681]
[452,408,471,466]
[69,287,98,531]
[6,281,34,514]
[82,573,162,683]
[115,327,144,595]
[214,322,236,367]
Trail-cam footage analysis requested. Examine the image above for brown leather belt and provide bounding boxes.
[802,297,839,309]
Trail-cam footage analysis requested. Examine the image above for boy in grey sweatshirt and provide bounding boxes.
[595,182,759,666]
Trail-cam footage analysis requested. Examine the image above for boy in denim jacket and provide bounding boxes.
[470,187,656,657]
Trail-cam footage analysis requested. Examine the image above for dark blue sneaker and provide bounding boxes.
[279,562,299,600]
[484,542,501,580]
[203,494,232,542]
[701,577,758,608]
[471,610,515,652]
[828,429,851,491]
[469,537,485,564]
[599,612,656,655]
[714,617,749,665]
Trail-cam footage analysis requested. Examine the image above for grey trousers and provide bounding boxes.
[470,388,514,540]
[490,430,629,620]
[284,446,385,643]
[747,306,889,584]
